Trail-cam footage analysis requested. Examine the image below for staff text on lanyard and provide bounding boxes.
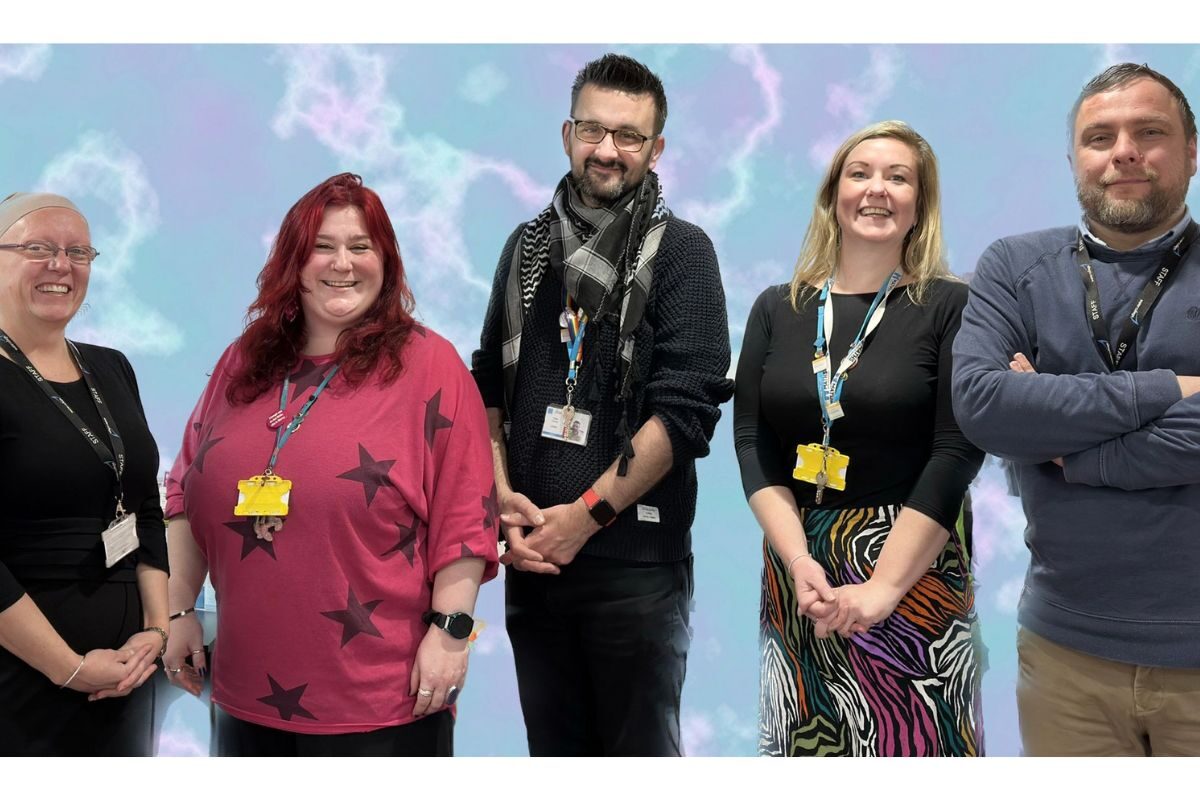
[1077,221,1198,370]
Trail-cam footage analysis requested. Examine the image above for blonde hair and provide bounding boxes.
[789,120,952,309]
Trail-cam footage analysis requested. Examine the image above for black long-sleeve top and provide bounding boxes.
[472,217,734,563]
[734,280,982,532]
[0,343,167,611]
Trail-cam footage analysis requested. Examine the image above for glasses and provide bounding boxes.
[570,119,656,153]
[0,241,100,265]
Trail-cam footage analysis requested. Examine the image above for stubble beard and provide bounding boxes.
[1076,168,1188,234]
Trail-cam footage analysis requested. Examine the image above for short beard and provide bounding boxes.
[1075,171,1186,234]
[573,157,629,206]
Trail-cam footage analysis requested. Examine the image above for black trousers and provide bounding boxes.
[213,707,454,756]
[505,554,693,756]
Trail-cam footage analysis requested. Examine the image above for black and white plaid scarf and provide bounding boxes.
[502,171,669,474]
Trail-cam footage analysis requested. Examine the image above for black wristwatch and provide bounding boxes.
[582,487,617,527]
[422,610,475,640]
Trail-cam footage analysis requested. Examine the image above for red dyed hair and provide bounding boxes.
[226,173,416,403]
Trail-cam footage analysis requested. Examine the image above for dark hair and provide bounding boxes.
[570,53,668,135]
[226,173,416,404]
[1069,62,1197,147]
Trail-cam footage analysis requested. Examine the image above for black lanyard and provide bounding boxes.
[1077,221,1198,370]
[0,329,127,512]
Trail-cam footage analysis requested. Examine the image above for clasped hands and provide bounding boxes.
[497,490,601,573]
[67,630,161,701]
[791,555,902,639]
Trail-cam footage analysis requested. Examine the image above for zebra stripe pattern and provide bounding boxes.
[759,504,984,756]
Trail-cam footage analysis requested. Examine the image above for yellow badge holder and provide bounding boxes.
[793,444,848,492]
[234,474,293,517]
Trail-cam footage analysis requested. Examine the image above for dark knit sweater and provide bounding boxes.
[472,216,733,563]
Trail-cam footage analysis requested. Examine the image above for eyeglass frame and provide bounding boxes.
[568,118,658,154]
[0,241,100,265]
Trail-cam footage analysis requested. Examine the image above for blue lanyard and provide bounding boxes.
[813,270,903,430]
[564,298,588,383]
[265,364,340,475]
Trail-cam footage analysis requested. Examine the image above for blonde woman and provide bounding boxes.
[733,121,984,756]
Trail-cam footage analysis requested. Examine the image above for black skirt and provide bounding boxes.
[0,578,154,756]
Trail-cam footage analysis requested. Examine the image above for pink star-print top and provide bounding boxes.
[165,326,499,733]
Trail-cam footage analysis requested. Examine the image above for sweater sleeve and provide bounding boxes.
[733,287,793,499]
[641,222,734,462]
[951,237,1182,463]
[1062,393,1200,490]
[423,339,501,583]
[470,226,522,411]
[901,283,984,532]
[114,351,168,574]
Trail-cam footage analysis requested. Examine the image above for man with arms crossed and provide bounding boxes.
[472,53,732,756]
[953,63,1200,756]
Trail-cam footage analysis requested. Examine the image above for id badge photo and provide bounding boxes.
[234,474,293,517]
[541,403,591,446]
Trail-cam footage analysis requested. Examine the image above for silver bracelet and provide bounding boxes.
[60,654,86,689]
[786,553,813,573]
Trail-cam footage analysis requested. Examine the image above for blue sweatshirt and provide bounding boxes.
[952,225,1200,668]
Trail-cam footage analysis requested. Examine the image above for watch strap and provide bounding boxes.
[582,487,617,527]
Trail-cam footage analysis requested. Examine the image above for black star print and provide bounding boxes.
[337,444,396,506]
[424,389,453,447]
[381,514,422,565]
[257,674,317,722]
[481,483,499,533]
[223,519,277,561]
[320,587,384,647]
[288,359,330,401]
[189,428,225,475]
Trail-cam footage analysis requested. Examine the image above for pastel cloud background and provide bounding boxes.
[1,43,1195,756]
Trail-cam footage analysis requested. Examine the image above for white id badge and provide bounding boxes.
[541,404,592,446]
[636,504,660,523]
[102,513,139,568]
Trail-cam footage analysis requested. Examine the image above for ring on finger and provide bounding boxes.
[167,666,182,674]
[417,688,434,697]
[190,649,204,655]
[446,685,460,705]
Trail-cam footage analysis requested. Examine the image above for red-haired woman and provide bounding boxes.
[162,173,498,756]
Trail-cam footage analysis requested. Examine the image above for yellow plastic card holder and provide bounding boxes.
[234,474,293,517]
[793,444,849,491]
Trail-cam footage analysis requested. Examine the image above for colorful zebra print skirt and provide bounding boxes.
[758,504,983,756]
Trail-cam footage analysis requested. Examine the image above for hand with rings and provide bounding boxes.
[409,625,469,716]
[162,612,208,697]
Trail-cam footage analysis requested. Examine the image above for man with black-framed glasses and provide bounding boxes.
[472,52,732,756]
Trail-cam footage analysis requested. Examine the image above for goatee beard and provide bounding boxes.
[575,158,628,206]
[1076,172,1186,235]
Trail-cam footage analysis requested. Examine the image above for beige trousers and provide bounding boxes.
[1017,627,1200,756]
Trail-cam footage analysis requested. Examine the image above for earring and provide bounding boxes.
[282,301,298,323]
